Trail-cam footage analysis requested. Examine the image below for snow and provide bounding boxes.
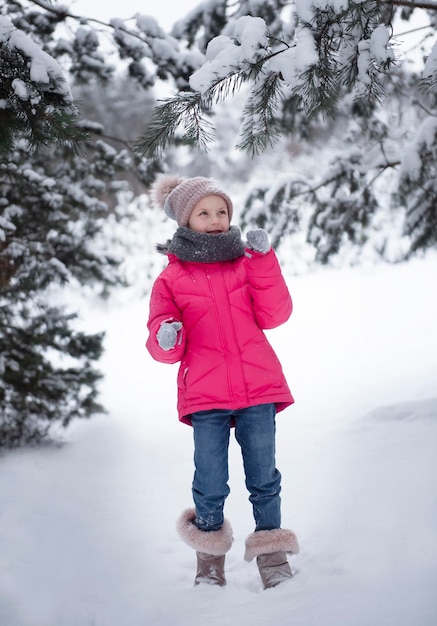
[234,16,268,60]
[400,117,437,180]
[187,1,396,100]
[296,0,352,24]
[424,40,437,78]
[189,16,268,94]
[135,15,164,38]
[370,25,394,64]
[1,252,437,625]
[151,38,178,61]
[268,27,318,84]
[0,16,72,101]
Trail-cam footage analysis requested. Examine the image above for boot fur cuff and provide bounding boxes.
[244,528,300,562]
[177,508,233,556]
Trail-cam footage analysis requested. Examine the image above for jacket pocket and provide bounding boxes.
[177,365,189,390]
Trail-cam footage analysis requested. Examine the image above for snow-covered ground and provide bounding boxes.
[1,253,436,626]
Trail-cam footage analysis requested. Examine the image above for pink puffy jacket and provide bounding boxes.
[146,248,294,424]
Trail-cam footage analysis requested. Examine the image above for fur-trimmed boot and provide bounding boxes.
[244,528,299,589]
[177,508,233,587]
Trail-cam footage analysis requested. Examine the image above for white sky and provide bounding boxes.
[70,0,201,30]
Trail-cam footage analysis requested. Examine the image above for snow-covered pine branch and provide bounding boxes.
[137,2,403,157]
[0,15,83,152]
[134,91,215,157]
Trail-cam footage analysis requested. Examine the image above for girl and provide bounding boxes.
[146,175,299,589]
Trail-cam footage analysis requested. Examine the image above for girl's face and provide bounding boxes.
[188,195,230,234]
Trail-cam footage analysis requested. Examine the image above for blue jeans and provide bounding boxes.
[191,403,282,531]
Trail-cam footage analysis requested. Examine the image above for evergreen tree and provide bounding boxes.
[0,1,165,446]
[136,0,437,262]
[1,137,129,446]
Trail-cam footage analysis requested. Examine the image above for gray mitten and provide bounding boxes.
[246,228,270,254]
[157,321,183,350]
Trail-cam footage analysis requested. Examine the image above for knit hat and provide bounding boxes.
[151,174,233,227]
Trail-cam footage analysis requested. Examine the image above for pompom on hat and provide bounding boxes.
[151,174,233,227]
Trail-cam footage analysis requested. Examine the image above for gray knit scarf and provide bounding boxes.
[157,225,245,263]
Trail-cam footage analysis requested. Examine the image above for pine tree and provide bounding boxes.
[1,136,129,446]
[136,0,437,262]
[0,1,165,446]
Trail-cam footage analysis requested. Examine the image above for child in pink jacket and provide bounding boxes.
[146,175,299,589]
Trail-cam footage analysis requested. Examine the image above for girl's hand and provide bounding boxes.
[156,321,183,350]
[246,228,270,254]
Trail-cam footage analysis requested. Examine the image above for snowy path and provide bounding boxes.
[1,256,436,626]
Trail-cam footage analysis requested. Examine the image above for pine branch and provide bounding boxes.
[135,67,254,158]
[134,91,213,158]
[0,29,87,154]
[296,63,340,120]
[28,0,162,49]
[419,75,437,95]
[236,72,285,156]
[384,1,437,10]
